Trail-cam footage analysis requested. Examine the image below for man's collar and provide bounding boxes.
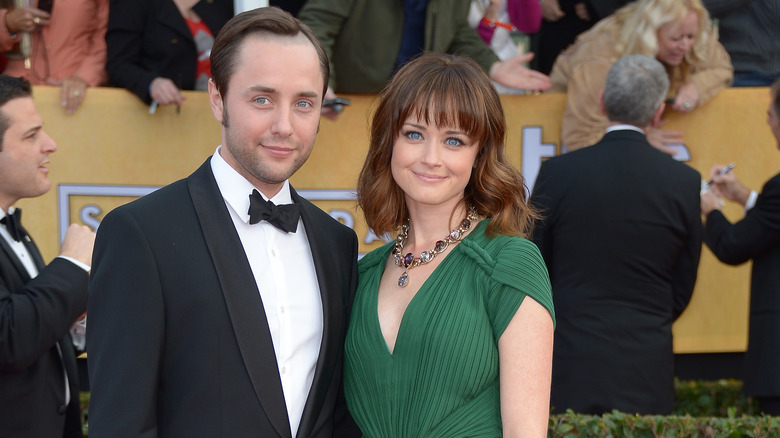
[210,145,293,224]
[0,206,18,221]
[605,124,646,135]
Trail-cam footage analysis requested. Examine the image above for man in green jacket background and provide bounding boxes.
[299,0,551,119]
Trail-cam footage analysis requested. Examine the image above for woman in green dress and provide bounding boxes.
[345,52,556,437]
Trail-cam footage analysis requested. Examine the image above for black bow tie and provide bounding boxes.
[248,190,301,233]
[1,208,25,242]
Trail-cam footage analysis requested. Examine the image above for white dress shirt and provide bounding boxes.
[211,146,323,437]
[0,208,40,277]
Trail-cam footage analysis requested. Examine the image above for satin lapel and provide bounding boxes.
[0,235,33,282]
[292,188,344,437]
[188,160,292,438]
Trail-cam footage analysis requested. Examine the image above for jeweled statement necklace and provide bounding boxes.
[392,207,478,287]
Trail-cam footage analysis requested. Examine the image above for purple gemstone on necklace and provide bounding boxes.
[462,218,471,229]
[398,272,409,287]
[435,240,447,252]
[420,251,432,263]
[403,253,414,267]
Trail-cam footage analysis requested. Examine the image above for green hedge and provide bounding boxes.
[549,411,780,437]
[672,379,761,417]
[549,380,779,437]
[79,380,777,437]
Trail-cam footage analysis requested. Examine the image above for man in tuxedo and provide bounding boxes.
[0,75,95,437]
[87,7,360,438]
[701,79,780,415]
[530,54,702,415]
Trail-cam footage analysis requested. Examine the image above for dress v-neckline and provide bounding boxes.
[374,257,438,357]
[372,221,483,357]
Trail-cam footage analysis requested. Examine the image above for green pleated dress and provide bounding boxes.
[344,219,555,437]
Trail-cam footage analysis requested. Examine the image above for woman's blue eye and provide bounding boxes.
[407,131,422,140]
[446,138,464,146]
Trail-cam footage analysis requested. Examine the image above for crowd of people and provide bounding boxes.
[1,1,778,437]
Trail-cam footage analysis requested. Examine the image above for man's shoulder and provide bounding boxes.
[294,192,356,238]
[543,142,605,169]
[118,178,190,212]
[603,131,701,178]
[99,177,197,235]
[647,150,701,182]
[759,172,780,195]
[767,172,780,185]
[117,160,212,214]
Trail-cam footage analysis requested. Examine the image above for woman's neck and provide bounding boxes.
[405,200,470,249]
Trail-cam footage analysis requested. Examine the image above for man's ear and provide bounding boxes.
[650,102,666,128]
[208,79,224,124]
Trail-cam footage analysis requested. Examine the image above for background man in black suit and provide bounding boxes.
[530,54,702,415]
[87,7,360,438]
[0,75,96,437]
[700,79,780,416]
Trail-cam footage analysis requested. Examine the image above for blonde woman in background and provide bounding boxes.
[549,0,733,153]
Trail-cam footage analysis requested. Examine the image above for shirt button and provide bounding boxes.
[280,306,286,314]
[271,248,277,257]
[281,366,287,374]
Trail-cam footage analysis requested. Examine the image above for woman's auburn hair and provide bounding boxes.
[356,53,538,239]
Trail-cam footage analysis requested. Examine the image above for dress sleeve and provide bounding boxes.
[689,32,733,105]
[507,0,542,34]
[74,0,109,86]
[559,55,612,150]
[487,238,554,339]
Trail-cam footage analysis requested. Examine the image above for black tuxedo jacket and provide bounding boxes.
[704,172,780,398]
[0,226,87,437]
[530,130,702,415]
[87,159,360,437]
[106,0,233,103]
